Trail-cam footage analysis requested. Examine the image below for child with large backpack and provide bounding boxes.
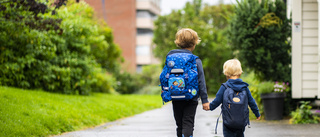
[207,59,261,137]
[159,28,209,137]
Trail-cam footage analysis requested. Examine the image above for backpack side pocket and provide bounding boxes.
[161,90,171,102]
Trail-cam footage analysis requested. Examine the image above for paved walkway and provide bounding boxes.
[56,102,320,137]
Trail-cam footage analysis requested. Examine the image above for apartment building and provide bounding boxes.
[136,0,161,72]
[84,0,161,72]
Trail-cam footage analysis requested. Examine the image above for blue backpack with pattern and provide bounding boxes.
[159,53,199,102]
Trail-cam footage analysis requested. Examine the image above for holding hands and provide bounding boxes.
[202,102,210,111]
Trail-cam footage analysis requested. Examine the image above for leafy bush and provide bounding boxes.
[290,101,320,124]
[135,65,162,94]
[115,65,162,95]
[90,67,117,94]
[242,72,264,115]
[90,22,122,73]
[257,81,275,94]
[0,1,120,94]
[242,72,295,117]
[228,0,291,82]
[114,72,141,94]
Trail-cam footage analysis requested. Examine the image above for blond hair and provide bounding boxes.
[223,59,243,77]
[174,28,201,49]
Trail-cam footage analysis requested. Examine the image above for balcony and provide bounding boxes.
[136,18,154,29]
[136,0,161,15]
[136,35,153,45]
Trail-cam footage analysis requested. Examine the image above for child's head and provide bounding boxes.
[223,59,243,78]
[173,81,178,85]
[174,28,201,49]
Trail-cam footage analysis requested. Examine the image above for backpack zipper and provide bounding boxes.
[191,69,198,74]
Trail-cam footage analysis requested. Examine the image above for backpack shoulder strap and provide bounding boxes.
[222,83,228,88]
[193,54,199,59]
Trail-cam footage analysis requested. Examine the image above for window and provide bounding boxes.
[136,65,143,73]
[136,10,156,19]
[136,46,150,56]
[137,28,153,36]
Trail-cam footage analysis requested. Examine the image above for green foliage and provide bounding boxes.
[94,25,122,73]
[0,2,121,94]
[257,81,274,94]
[290,101,320,124]
[114,72,141,94]
[138,65,162,86]
[243,72,294,117]
[115,65,162,94]
[90,67,117,94]
[135,65,162,95]
[153,0,235,94]
[0,86,162,136]
[137,85,161,95]
[242,72,264,115]
[228,0,291,82]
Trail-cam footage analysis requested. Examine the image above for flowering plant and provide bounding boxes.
[273,81,290,92]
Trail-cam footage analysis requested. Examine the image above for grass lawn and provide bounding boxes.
[0,86,162,137]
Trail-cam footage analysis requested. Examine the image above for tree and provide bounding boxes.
[228,0,291,82]
[153,0,234,94]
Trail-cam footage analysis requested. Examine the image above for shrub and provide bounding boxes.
[135,65,162,94]
[242,72,264,115]
[0,1,120,94]
[114,72,141,94]
[90,67,117,94]
[228,0,291,82]
[257,81,275,94]
[115,65,162,95]
[290,101,320,124]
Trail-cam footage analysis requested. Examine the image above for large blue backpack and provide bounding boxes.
[215,83,249,133]
[159,53,199,102]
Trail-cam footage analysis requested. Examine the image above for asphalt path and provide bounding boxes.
[55,101,320,137]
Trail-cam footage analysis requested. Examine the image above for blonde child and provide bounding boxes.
[208,59,261,137]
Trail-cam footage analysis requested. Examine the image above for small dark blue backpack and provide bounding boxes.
[159,53,199,102]
[215,83,249,133]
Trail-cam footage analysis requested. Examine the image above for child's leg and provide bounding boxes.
[181,100,198,137]
[223,124,245,137]
[172,100,198,137]
[172,101,184,137]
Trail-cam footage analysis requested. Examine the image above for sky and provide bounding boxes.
[160,0,237,15]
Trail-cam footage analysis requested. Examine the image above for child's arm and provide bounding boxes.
[246,87,261,118]
[209,85,226,110]
[196,59,209,104]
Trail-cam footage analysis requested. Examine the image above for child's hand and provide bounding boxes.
[256,116,261,120]
[202,103,210,111]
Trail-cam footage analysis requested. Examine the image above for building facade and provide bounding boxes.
[84,0,160,73]
[291,0,320,99]
[136,0,161,72]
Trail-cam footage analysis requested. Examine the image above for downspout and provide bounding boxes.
[102,0,107,22]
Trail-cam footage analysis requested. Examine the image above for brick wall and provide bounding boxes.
[84,0,137,72]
